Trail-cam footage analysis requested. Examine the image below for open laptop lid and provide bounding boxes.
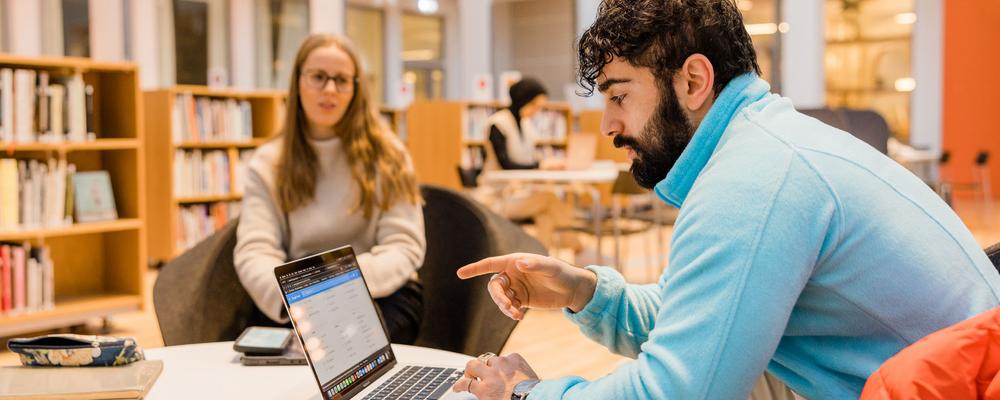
[274,245,397,400]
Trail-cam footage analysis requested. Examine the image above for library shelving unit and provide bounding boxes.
[405,100,572,190]
[143,86,285,264]
[0,55,146,337]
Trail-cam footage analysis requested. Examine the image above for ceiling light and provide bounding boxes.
[417,0,438,14]
[895,77,916,92]
[895,12,917,25]
[745,23,777,36]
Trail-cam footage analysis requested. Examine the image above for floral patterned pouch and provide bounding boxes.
[8,334,145,367]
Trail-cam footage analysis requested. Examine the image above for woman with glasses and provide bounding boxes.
[234,34,425,344]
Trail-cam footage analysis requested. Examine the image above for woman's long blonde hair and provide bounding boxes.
[276,33,420,218]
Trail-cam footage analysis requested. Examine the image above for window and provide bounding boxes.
[257,0,309,89]
[174,1,209,85]
[402,13,444,101]
[174,0,229,86]
[739,0,780,86]
[346,5,385,103]
[63,0,91,57]
[825,0,914,141]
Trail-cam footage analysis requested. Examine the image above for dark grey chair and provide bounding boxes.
[415,185,547,356]
[840,109,890,154]
[799,108,891,155]
[154,185,546,356]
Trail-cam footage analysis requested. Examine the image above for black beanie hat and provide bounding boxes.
[509,77,548,124]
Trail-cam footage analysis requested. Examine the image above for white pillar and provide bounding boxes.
[127,0,161,89]
[208,0,230,86]
[442,0,460,99]
[229,0,256,89]
[780,0,825,108]
[384,4,404,107]
[90,0,125,61]
[5,0,42,56]
[575,0,600,39]
[310,0,345,35]
[911,0,943,157]
[457,0,492,99]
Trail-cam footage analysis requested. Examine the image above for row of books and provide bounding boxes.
[0,242,55,316]
[464,106,497,143]
[173,150,233,198]
[172,93,254,144]
[0,158,74,230]
[176,202,241,253]
[232,150,254,196]
[527,109,569,142]
[0,69,94,144]
[463,105,567,144]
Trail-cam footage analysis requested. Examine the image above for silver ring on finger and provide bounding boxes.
[477,352,497,366]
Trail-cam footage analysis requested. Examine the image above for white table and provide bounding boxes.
[145,341,475,399]
[480,161,622,262]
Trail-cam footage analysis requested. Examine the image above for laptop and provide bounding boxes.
[274,246,469,400]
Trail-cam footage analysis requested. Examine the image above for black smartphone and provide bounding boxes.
[233,326,293,355]
[240,340,307,366]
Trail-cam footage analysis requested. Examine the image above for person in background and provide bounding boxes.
[478,78,579,251]
[453,0,1000,399]
[234,33,426,344]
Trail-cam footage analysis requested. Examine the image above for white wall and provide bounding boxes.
[128,0,162,89]
[780,0,825,109]
[310,0,345,35]
[575,0,599,39]
[90,0,125,61]
[457,0,492,99]
[229,0,256,89]
[5,0,42,56]
[911,0,943,156]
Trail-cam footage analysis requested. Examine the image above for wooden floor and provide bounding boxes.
[2,197,998,384]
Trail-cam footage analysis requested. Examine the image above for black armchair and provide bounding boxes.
[153,185,546,356]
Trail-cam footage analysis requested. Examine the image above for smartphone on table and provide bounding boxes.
[233,326,293,355]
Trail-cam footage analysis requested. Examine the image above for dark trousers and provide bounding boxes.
[375,280,423,345]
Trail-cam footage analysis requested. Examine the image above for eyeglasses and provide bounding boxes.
[301,70,357,92]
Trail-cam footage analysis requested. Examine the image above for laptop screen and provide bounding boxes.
[275,247,396,400]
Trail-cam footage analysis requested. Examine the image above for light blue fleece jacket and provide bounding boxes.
[530,74,1000,400]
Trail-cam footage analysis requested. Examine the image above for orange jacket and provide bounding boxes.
[861,307,1000,399]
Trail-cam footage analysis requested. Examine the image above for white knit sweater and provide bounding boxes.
[233,135,426,323]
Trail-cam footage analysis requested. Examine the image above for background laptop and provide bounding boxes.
[274,246,468,400]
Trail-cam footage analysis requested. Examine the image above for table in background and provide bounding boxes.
[144,341,474,399]
[480,160,621,262]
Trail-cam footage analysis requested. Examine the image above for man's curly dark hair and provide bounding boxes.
[577,0,761,97]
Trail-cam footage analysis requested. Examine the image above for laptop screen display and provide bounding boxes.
[276,248,395,399]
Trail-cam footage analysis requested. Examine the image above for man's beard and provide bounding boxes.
[613,84,695,189]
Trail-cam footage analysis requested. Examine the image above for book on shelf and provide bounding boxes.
[233,149,255,196]
[72,170,118,223]
[176,201,240,253]
[464,106,496,143]
[0,158,75,230]
[173,149,232,197]
[528,109,568,143]
[0,68,94,144]
[0,242,55,316]
[171,93,253,144]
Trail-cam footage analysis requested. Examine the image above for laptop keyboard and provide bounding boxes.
[362,365,463,400]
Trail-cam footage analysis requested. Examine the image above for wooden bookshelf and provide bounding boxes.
[143,86,286,263]
[406,101,572,190]
[0,55,147,337]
